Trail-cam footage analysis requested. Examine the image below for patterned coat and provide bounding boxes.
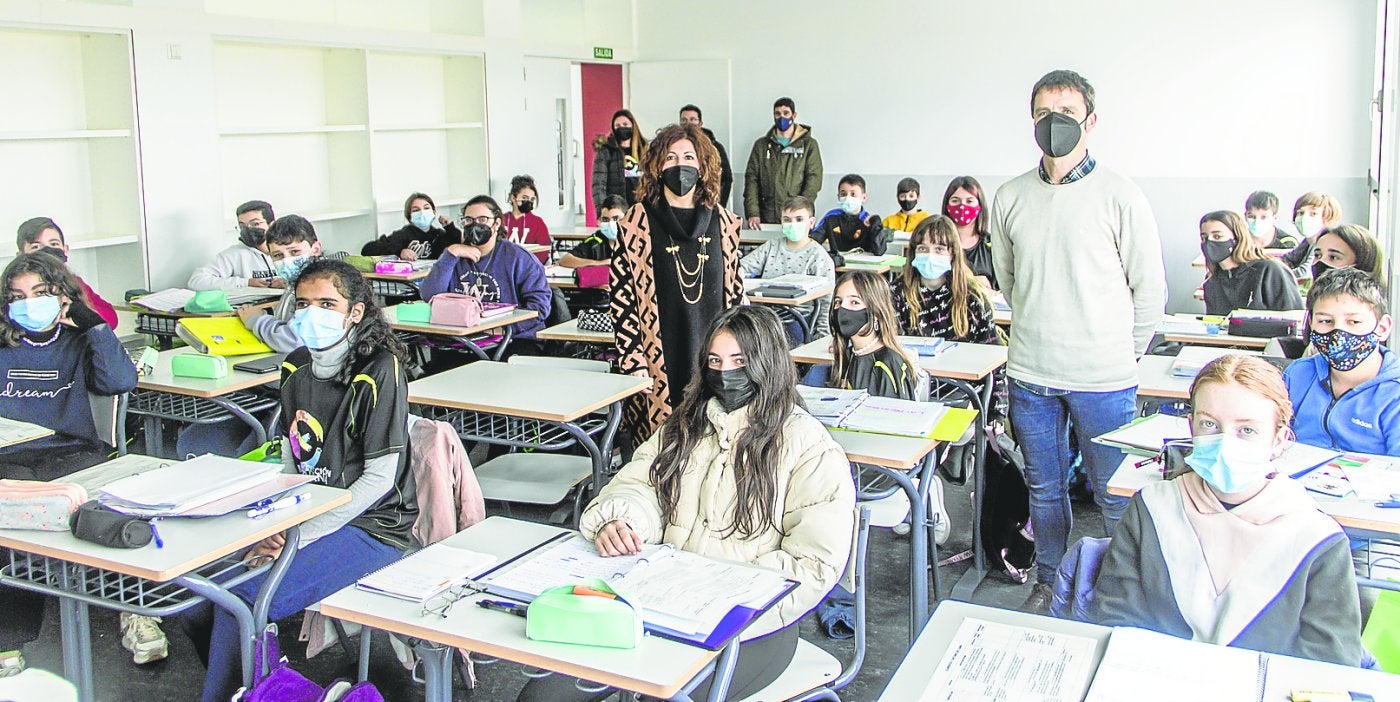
[609,202,744,442]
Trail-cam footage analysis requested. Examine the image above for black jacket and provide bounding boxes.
[701,127,734,208]
[592,136,641,207]
[361,223,461,259]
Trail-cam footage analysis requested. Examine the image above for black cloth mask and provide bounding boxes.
[662,165,701,197]
[463,222,494,246]
[1034,112,1085,159]
[1201,239,1234,266]
[898,199,917,212]
[613,126,634,142]
[834,307,871,339]
[703,367,756,412]
[518,200,535,214]
[238,226,267,249]
[1312,259,1344,281]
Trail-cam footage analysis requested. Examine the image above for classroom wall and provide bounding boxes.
[632,0,1379,313]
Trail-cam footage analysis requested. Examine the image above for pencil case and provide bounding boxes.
[0,480,88,531]
[375,260,414,275]
[345,255,380,273]
[171,353,228,379]
[69,501,153,549]
[526,579,642,649]
[395,301,432,324]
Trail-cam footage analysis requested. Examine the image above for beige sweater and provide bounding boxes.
[989,165,1166,391]
[579,400,856,638]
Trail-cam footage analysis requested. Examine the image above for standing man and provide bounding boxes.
[679,104,734,210]
[989,70,1166,614]
[744,97,823,229]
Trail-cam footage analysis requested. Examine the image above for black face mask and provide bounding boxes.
[898,199,917,212]
[35,246,68,264]
[613,126,634,142]
[1312,259,1342,281]
[238,226,267,249]
[834,307,871,339]
[1201,239,1234,266]
[703,367,756,412]
[463,222,494,247]
[518,200,535,214]
[1034,111,1085,159]
[662,165,700,197]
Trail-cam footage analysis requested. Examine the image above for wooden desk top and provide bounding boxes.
[409,361,649,422]
[536,319,612,344]
[1135,354,1191,400]
[745,281,834,306]
[386,305,539,337]
[791,336,1007,382]
[121,298,280,318]
[830,429,939,471]
[137,349,281,398]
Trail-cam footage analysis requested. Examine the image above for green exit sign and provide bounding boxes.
[594,46,613,60]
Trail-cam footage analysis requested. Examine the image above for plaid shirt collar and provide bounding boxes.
[1038,151,1097,184]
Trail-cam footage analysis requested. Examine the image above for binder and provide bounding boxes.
[176,317,274,356]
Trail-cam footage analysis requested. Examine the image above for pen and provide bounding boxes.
[246,492,312,519]
[477,599,527,618]
[149,517,164,549]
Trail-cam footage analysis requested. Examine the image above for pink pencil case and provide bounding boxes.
[375,260,414,275]
[0,479,89,531]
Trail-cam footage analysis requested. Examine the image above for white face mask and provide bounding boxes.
[1295,214,1324,239]
[839,197,863,215]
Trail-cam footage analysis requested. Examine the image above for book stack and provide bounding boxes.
[481,302,518,319]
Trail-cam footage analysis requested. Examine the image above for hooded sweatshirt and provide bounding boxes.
[811,207,890,256]
[188,243,277,291]
[1284,346,1400,456]
[361,223,461,260]
[744,124,824,224]
[418,239,551,338]
[1202,258,1303,316]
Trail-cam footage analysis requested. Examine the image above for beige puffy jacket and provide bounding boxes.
[580,399,855,638]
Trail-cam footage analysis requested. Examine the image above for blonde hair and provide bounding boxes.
[1200,210,1267,278]
[898,214,989,338]
[1189,355,1294,430]
[831,270,917,383]
[1293,192,1343,227]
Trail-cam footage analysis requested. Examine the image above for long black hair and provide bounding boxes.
[650,305,799,539]
[294,259,415,385]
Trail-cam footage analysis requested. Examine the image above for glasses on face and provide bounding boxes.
[457,215,496,228]
[421,582,482,619]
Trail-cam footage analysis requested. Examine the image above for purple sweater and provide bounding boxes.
[418,239,551,338]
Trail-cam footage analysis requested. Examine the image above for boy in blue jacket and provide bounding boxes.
[1283,268,1400,456]
[419,195,551,339]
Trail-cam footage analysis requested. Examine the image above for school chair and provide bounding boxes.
[89,391,129,457]
[737,506,872,702]
[1050,536,1111,622]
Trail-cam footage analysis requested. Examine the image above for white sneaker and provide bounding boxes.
[0,650,24,678]
[930,476,950,546]
[119,613,168,665]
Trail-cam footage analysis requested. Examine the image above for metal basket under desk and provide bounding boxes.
[413,404,608,453]
[1352,536,1400,593]
[129,389,279,425]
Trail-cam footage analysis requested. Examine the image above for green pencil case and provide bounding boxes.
[171,352,228,379]
[525,579,642,649]
[344,255,381,273]
[396,301,432,324]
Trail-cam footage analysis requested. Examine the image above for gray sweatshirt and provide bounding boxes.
[739,239,836,338]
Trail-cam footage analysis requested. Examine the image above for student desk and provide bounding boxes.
[362,267,431,283]
[128,349,282,457]
[829,429,941,639]
[1135,354,1191,400]
[385,304,539,361]
[125,298,280,351]
[0,455,348,701]
[407,361,649,517]
[1158,313,1273,349]
[547,278,609,291]
[536,318,612,345]
[744,278,834,342]
[319,517,747,702]
[834,262,899,274]
[738,229,782,255]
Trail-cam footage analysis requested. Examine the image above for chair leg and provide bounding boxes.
[358,627,372,682]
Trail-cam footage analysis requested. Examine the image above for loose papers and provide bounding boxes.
[921,617,1097,702]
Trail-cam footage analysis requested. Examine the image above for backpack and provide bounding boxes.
[234,625,385,702]
[980,431,1036,584]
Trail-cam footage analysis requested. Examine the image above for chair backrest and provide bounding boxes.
[1051,536,1112,622]
[830,505,872,692]
[506,355,611,374]
[88,392,127,456]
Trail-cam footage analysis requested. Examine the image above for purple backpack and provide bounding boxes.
[235,626,384,702]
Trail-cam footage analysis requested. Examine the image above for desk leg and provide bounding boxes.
[143,415,164,458]
[949,378,993,602]
[702,638,741,702]
[209,397,270,447]
[558,413,614,527]
[413,641,453,702]
[490,326,516,362]
[870,466,928,640]
[178,576,258,689]
[57,588,94,702]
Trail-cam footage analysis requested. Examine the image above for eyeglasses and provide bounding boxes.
[420,582,482,619]
[457,215,496,228]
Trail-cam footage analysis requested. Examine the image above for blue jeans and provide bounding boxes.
[178,525,403,702]
[1008,379,1135,584]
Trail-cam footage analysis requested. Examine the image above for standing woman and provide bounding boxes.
[942,176,998,290]
[502,174,552,264]
[1199,210,1303,316]
[611,123,744,442]
[591,109,648,209]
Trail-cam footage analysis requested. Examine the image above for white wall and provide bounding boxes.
[634,0,1378,313]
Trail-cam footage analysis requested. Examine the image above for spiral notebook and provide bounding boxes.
[356,541,497,602]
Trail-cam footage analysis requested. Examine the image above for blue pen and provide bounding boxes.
[246,492,312,519]
[149,517,164,549]
[477,599,527,618]
[1376,494,1400,508]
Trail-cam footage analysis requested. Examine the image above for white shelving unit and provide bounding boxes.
[0,26,147,302]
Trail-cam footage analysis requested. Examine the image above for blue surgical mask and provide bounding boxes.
[8,295,61,332]
[839,197,862,215]
[410,210,435,232]
[290,306,350,351]
[599,220,619,241]
[1245,219,1264,236]
[912,253,952,281]
[782,221,809,242]
[1185,432,1274,495]
[275,255,311,282]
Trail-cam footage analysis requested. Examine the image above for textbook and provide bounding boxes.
[1170,346,1263,378]
[1094,415,1341,477]
[176,317,274,356]
[356,541,497,602]
[0,417,54,449]
[795,386,977,441]
[480,302,517,319]
[98,454,284,517]
[900,336,949,357]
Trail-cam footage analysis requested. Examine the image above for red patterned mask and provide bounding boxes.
[948,203,981,227]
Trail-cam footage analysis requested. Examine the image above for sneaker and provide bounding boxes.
[0,650,24,678]
[1021,583,1053,616]
[929,476,950,546]
[119,613,169,665]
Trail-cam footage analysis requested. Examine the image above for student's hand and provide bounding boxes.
[247,531,286,565]
[864,214,881,230]
[267,277,287,289]
[236,304,264,324]
[595,520,642,557]
[746,216,762,230]
[55,299,76,327]
[630,369,654,394]
[438,214,453,228]
[248,277,270,288]
[398,248,419,262]
[444,244,482,262]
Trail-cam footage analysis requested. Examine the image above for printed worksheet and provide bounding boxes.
[480,534,672,599]
[920,618,1097,702]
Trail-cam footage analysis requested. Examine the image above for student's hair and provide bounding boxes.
[941,176,991,237]
[896,178,921,196]
[610,109,647,159]
[402,192,435,222]
[898,215,989,338]
[1293,192,1343,225]
[781,195,815,218]
[596,194,627,215]
[1190,355,1293,433]
[634,123,722,209]
[264,214,319,247]
[0,253,86,348]
[462,194,503,221]
[650,306,798,539]
[1306,266,1390,319]
[1200,210,1267,275]
[509,175,537,200]
[1318,224,1385,279]
[1245,190,1279,214]
[679,104,702,120]
[16,217,62,251]
[773,97,796,113]
[1031,69,1096,115]
[831,270,917,384]
[294,259,415,385]
[838,174,866,192]
[236,200,275,223]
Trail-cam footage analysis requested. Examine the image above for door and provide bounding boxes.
[521,57,574,230]
[627,60,733,209]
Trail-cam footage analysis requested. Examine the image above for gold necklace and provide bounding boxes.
[665,235,711,305]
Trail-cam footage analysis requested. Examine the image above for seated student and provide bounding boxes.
[188,200,280,291]
[740,195,836,339]
[828,270,920,400]
[1283,268,1399,456]
[1243,190,1299,250]
[419,195,551,340]
[1199,210,1303,316]
[942,176,998,290]
[15,217,118,329]
[360,192,460,261]
[1280,191,1343,272]
[519,305,854,702]
[1092,355,1363,665]
[237,215,349,354]
[502,175,552,264]
[1311,223,1386,282]
[179,260,418,702]
[882,177,929,233]
[889,214,998,345]
[811,174,890,262]
[558,195,624,268]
